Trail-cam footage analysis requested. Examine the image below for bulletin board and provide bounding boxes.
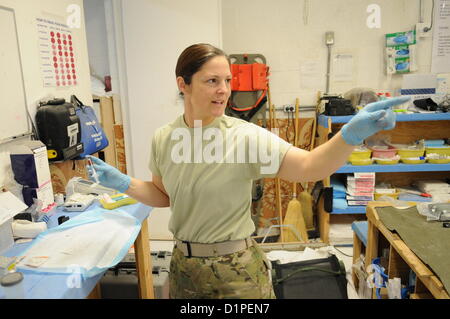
[0,6,30,143]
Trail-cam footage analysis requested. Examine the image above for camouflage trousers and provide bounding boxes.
[169,240,276,299]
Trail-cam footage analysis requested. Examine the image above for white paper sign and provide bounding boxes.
[431,0,450,74]
[0,191,28,225]
[332,54,354,82]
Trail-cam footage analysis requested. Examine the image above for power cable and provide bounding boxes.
[424,0,435,32]
[274,266,345,285]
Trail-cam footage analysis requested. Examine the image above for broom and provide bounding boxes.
[300,115,317,230]
[282,98,308,242]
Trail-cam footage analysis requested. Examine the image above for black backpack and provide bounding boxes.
[35,98,84,161]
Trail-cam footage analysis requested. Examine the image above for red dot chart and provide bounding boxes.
[37,17,78,88]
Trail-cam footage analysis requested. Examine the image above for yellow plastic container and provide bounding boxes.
[427,158,450,164]
[349,158,373,165]
[100,193,138,210]
[348,149,372,161]
[374,192,399,200]
[426,146,450,156]
[398,149,425,159]
[375,158,400,165]
[401,158,426,164]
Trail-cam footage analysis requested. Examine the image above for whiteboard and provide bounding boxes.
[0,6,30,142]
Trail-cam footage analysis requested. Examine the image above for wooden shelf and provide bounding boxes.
[365,203,450,299]
[336,163,450,173]
[316,107,450,244]
[319,112,450,128]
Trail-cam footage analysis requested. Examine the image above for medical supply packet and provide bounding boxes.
[15,208,141,277]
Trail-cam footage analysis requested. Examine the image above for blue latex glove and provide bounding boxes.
[86,156,131,193]
[341,96,411,145]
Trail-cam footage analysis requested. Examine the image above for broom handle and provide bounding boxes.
[293,98,300,195]
[267,85,284,242]
[294,98,299,147]
[306,113,318,194]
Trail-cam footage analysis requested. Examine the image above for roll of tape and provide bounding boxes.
[12,220,47,239]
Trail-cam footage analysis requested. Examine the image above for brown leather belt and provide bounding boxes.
[175,238,253,257]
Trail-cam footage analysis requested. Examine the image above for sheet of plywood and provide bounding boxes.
[112,94,123,125]
[114,124,127,174]
[99,96,117,167]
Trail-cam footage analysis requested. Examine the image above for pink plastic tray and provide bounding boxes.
[370,147,397,158]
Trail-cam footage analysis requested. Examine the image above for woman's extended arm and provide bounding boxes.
[277,131,354,182]
[87,156,170,207]
[277,96,410,183]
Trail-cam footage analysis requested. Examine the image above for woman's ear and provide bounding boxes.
[176,76,188,96]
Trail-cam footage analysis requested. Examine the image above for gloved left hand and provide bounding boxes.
[341,96,410,145]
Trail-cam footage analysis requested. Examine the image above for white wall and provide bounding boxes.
[116,0,222,239]
[119,0,222,179]
[0,0,92,197]
[83,0,110,80]
[112,0,437,238]
[222,0,433,107]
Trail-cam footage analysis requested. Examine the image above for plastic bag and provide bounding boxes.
[71,95,109,158]
[417,202,450,221]
[343,87,379,108]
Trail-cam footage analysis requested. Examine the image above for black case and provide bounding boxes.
[324,97,355,116]
[272,255,348,299]
[35,98,83,161]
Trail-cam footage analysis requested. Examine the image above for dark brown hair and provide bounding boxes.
[175,43,229,93]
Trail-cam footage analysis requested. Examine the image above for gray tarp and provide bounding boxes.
[376,206,450,295]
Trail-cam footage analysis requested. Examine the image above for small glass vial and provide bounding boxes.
[1,272,24,299]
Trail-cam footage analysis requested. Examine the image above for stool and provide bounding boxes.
[351,221,368,292]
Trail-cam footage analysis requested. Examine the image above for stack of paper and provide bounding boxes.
[329,222,354,245]
[416,180,450,194]
[416,180,450,202]
[346,173,375,206]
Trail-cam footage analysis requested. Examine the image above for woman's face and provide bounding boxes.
[181,55,232,122]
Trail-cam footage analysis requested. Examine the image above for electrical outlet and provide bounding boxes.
[283,105,294,113]
[416,23,432,38]
[325,31,335,45]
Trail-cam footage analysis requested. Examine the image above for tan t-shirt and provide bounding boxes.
[149,114,291,243]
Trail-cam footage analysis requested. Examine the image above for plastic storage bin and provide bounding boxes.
[401,158,426,164]
[426,146,450,156]
[349,158,373,165]
[348,149,372,161]
[370,146,397,158]
[398,148,425,159]
[375,156,400,165]
[427,158,450,164]
[374,191,399,200]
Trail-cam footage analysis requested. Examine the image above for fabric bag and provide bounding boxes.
[71,95,109,158]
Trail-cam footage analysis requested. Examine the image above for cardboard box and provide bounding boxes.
[10,141,54,209]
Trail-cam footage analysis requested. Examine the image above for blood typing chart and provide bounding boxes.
[37,17,78,87]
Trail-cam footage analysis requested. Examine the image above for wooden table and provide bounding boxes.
[1,203,155,299]
[134,218,154,298]
[365,202,449,299]
[89,208,154,299]
[88,218,155,299]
